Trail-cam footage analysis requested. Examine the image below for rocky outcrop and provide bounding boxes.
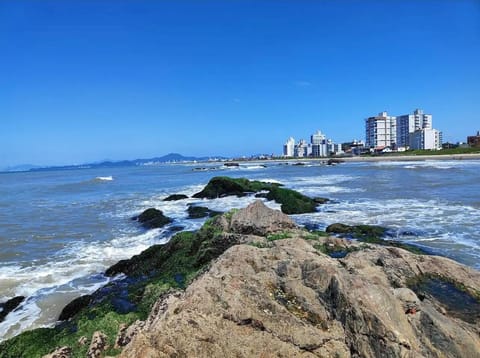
[163,194,188,201]
[326,223,426,253]
[266,186,318,214]
[192,177,275,199]
[187,205,221,219]
[86,331,108,358]
[118,208,480,357]
[58,295,92,321]
[0,296,24,323]
[229,200,296,236]
[3,202,479,358]
[133,208,172,229]
[42,346,72,358]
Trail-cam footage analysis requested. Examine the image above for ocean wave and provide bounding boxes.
[94,176,113,181]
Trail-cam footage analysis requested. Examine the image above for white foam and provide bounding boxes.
[95,176,113,181]
[241,165,266,170]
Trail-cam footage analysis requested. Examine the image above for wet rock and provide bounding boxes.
[266,187,317,214]
[229,201,297,236]
[58,295,92,321]
[223,162,239,167]
[187,205,221,219]
[42,346,72,358]
[0,296,25,323]
[133,208,172,229]
[163,194,188,201]
[193,177,248,198]
[166,225,185,234]
[313,197,330,204]
[192,177,274,199]
[86,331,108,358]
[327,158,344,165]
[326,223,426,254]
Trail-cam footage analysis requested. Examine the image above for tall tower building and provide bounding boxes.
[365,112,397,149]
[396,109,433,149]
[283,137,295,157]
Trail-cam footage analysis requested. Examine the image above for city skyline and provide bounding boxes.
[1,1,479,167]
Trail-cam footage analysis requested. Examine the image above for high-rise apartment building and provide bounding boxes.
[283,137,295,157]
[365,112,397,149]
[396,109,432,149]
[409,128,442,150]
[282,131,343,157]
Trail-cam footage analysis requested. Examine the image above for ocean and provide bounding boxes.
[1,159,479,341]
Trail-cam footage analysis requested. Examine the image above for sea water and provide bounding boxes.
[1,160,479,341]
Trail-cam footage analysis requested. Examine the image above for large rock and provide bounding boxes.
[58,295,92,321]
[133,208,172,229]
[163,194,188,201]
[187,205,221,219]
[266,186,317,214]
[192,177,274,199]
[86,331,108,358]
[42,346,72,358]
[119,233,480,358]
[229,200,297,236]
[0,296,24,323]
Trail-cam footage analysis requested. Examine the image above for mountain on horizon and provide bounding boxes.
[2,153,226,173]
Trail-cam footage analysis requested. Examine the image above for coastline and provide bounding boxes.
[236,153,480,166]
[339,153,480,162]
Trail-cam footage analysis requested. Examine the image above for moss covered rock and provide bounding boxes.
[192,177,276,199]
[163,194,188,201]
[133,208,172,229]
[187,205,221,219]
[266,187,317,214]
[326,223,425,254]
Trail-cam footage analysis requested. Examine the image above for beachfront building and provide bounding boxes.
[282,131,343,158]
[396,109,433,149]
[467,131,480,148]
[311,130,343,157]
[366,109,443,151]
[283,137,295,157]
[311,130,328,157]
[294,139,310,157]
[409,128,442,150]
[365,112,397,149]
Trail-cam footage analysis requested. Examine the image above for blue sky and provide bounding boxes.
[1,0,479,167]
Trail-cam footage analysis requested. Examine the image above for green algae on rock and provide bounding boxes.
[163,194,189,201]
[133,208,172,229]
[186,205,222,219]
[192,176,277,199]
[266,186,317,214]
[326,223,426,254]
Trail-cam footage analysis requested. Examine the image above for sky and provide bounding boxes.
[1,0,479,167]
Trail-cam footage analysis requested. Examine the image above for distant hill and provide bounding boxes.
[2,153,226,173]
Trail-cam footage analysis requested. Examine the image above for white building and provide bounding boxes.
[409,128,442,150]
[294,139,309,157]
[283,137,295,157]
[396,109,432,149]
[310,130,343,157]
[365,112,397,149]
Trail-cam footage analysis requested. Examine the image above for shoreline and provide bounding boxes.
[339,153,480,162]
[242,153,480,165]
